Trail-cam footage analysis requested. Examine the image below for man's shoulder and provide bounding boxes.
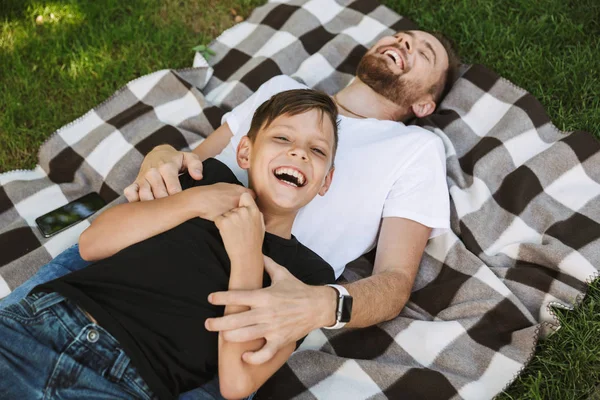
[295,240,333,270]
[261,75,308,94]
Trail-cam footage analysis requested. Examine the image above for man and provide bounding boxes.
[2,30,460,395]
[124,30,461,365]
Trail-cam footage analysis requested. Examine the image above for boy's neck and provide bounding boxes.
[258,203,297,240]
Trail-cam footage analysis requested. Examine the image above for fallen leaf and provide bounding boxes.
[230,8,237,16]
[234,15,244,23]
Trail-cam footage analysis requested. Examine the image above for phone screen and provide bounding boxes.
[35,193,107,238]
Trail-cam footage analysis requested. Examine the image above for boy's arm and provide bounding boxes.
[79,183,251,261]
[214,193,295,399]
[218,257,296,399]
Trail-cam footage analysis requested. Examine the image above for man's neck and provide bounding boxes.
[334,78,412,122]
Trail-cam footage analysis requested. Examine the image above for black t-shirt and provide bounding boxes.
[35,158,335,400]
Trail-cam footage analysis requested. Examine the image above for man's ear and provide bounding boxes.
[236,136,252,170]
[411,98,436,119]
[318,167,335,196]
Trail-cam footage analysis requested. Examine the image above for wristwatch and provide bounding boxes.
[323,284,353,329]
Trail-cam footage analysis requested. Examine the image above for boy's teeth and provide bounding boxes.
[275,167,306,186]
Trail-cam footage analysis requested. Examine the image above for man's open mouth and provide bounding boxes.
[273,167,307,188]
[382,48,404,70]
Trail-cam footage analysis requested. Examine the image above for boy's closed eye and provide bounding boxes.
[312,147,326,156]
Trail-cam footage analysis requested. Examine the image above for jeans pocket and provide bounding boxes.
[0,297,50,325]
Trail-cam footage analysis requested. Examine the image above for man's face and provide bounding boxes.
[357,30,449,108]
[238,110,335,212]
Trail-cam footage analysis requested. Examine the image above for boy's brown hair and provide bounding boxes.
[247,89,340,162]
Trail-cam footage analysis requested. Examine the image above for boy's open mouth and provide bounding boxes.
[273,167,307,188]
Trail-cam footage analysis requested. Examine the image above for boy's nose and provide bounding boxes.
[289,148,308,161]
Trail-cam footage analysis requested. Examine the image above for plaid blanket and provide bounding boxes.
[1,0,598,398]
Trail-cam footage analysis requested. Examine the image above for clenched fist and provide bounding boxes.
[214,193,265,262]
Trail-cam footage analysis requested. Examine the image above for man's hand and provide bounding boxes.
[124,145,204,202]
[214,193,265,262]
[205,255,338,365]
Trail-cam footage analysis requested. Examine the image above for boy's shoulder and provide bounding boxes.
[179,158,242,190]
[293,239,336,284]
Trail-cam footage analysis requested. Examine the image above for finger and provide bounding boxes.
[238,192,257,209]
[208,290,262,307]
[245,188,257,199]
[123,183,140,203]
[263,255,289,280]
[213,214,224,227]
[222,325,265,342]
[222,323,267,343]
[144,169,169,199]
[138,179,154,201]
[204,309,262,332]
[182,153,203,180]
[158,163,183,195]
[242,342,279,365]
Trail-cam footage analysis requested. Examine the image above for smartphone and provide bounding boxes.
[35,193,107,238]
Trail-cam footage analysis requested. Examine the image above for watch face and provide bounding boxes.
[340,295,353,323]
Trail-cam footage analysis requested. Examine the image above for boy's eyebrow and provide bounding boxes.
[269,124,333,147]
[268,124,297,131]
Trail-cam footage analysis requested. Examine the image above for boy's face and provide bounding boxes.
[236,109,335,212]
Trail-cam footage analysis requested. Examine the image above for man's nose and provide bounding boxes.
[401,36,413,54]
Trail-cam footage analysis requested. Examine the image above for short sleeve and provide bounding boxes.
[179,158,241,190]
[221,75,306,150]
[382,137,450,238]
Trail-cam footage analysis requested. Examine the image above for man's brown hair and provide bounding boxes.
[247,89,340,162]
[429,32,461,105]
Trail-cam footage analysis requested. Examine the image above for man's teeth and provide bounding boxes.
[274,167,306,186]
[383,50,401,67]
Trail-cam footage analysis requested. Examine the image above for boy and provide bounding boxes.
[0,89,338,399]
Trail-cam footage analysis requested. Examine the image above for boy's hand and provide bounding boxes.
[215,193,265,262]
[191,184,256,221]
[124,145,204,202]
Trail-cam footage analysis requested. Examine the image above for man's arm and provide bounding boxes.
[79,183,252,261]
[205,217,431,364]
[343,216,431,327]
[124,122,234,202]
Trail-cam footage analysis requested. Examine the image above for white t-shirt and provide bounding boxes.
[215,75,449,278]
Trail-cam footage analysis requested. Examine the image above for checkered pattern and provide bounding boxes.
[0,1,598,398]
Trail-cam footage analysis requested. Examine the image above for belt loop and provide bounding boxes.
[109,349,130,381]
[31,292,66,314]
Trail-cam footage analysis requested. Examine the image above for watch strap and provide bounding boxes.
[323,284,350,330]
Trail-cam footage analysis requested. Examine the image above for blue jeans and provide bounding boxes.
[0,291,158,398]
[0,244,253,400]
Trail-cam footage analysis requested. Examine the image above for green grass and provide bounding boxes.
[1,0,599,398]
[0,0,264,172]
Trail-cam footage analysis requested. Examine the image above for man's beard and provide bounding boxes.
[356,52,421,108]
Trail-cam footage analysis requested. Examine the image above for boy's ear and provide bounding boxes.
[318,167,335,196]
[411,97,436,119]
[236,136,252,170]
